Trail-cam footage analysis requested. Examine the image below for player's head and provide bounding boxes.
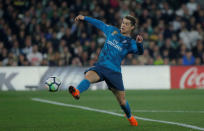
[120,15,136,35]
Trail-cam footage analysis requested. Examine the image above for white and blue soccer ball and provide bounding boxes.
[45,76,61,92]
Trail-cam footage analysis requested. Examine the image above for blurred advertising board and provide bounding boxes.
[0,66,203,91]
[170,66,204,89]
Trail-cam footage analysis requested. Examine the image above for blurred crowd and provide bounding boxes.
[0,0,204,66]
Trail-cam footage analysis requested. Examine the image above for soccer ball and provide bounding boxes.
[45,76,61,92]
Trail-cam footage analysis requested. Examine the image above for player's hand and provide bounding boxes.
[75,15,85,22]
[136,34,143,43]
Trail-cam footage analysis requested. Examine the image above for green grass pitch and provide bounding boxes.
[0,89,204,131]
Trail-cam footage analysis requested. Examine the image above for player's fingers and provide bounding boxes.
[137,35,143,39]
[136,35,143,42]
[136,35,140,40]
[139,37,143,42]
[75,15,81,21]
[139,36,143,40]
[75,17,79,21]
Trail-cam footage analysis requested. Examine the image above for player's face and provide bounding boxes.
[120,18,134,34]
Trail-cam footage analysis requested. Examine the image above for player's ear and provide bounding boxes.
[130,25,134,31]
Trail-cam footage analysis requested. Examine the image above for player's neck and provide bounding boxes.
[121,32,131,37]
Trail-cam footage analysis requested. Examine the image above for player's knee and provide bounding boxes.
[85,71,100,83]
[119,99,126,106]
[84,75,92,82]
[84,73,94,83]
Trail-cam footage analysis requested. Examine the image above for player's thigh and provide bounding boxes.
[85,70,100,83]
[111,88,126,105]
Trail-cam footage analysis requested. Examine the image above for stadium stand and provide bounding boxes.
[0,0,203,66]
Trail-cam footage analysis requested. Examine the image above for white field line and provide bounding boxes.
[31,98,204,131]
[109,110,204,113]
[132,110,204,113]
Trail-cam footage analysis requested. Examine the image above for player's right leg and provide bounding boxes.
[69,70,100,100]
[110,88,138,126]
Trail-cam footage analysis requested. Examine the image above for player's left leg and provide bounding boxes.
[69,70,101,100]
[110,88,138,126]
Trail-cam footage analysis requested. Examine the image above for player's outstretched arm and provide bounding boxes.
[75,14,109,35]
[136,34,144,55]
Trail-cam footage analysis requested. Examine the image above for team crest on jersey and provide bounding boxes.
[111,30,118,35]
[122,40,127,43]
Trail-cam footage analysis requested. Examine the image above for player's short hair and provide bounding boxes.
[124,15,136,26]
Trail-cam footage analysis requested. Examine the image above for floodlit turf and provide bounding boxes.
[0,89,204,131]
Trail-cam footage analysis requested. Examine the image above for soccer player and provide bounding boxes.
[69,14,144,126]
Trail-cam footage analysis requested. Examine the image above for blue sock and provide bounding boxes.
[76,79,90,93]
[120,101,131,118]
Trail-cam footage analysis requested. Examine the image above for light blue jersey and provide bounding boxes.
[84,16,144,73]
